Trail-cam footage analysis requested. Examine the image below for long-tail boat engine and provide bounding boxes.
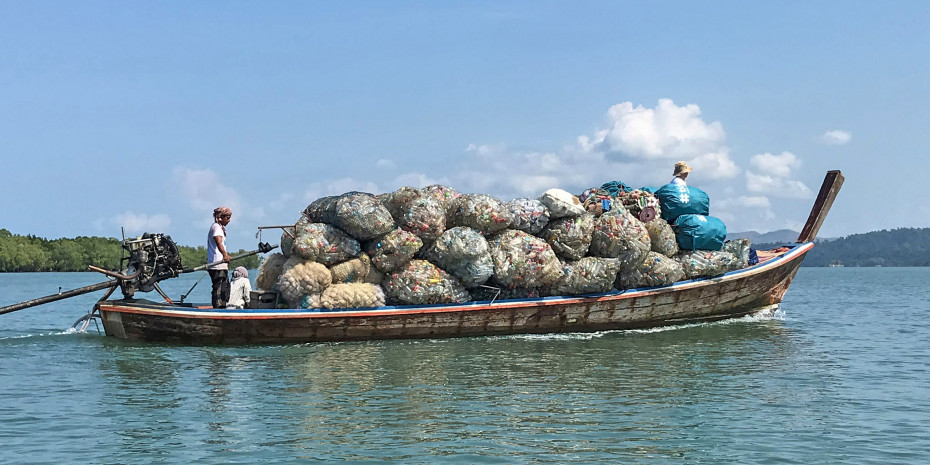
[0,231,276,316]
[118,233,184,298]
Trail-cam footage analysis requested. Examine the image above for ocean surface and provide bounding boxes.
[1,268,928,464]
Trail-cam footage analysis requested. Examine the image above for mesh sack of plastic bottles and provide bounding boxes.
[276,257,333,307]
[321,283,386,309]
[292,222,361,266]
[723,239,752,270]
[489,229,564,288]
[381,259,471,305]
[614,189,662,222]
[365,267,384,285]
[674,250,738,279]
[364,227,423,273]
[548,257,621,295]
[302,195,340,225]
[330,253,372,284]
[256,252,288,291]
[506,198,550,235]
[538,188,585,219]
[420,227,493,287]
[470,285,542,301]
[383,187,447,241]
[645,217,679,257]
[616,251,685,290]
[279,221,299,258]
[420,184,461,218]
[540,213,595,261]
[449,193,514,236]
[329,192,396,241]
[298,294,323,309]
[589,209,651,269]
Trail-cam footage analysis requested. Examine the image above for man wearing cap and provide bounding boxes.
[670,161,692,186]
[208,207,233,308]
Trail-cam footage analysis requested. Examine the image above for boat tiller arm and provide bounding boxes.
[182,242,278,273]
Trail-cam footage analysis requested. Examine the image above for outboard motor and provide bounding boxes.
[120,233,184,298]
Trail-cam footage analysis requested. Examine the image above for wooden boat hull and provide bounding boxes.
[96,242,812,344]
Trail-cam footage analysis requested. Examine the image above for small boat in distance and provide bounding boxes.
[92,171,844,344]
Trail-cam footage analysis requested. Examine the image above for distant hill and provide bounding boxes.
[727,229,800,244]
[749,227,930,267]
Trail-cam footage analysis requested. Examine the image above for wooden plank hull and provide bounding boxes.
[97,243,812,344]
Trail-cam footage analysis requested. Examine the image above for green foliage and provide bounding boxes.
[0,230,261,272]
[755,227,930,267]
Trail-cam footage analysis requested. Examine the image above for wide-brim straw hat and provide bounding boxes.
[673,161,692,177]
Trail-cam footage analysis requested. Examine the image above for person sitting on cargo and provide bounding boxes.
[208,206,233,308]
[670,161,692,186]
[226,266,252,309]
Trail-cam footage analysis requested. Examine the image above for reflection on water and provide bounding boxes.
[79,313,795,462]
[3,269,930,463]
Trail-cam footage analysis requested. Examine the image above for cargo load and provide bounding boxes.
[321,283,386,309]
[548,257,621,295]
[421,227,494,287]
[363,227,423,273]
[449,193,513,236]
[489,229,564,289]
[382,259,471,305]
[257,179,753,307]
[292,221,361,265]
[541,213,595,261]
[589,208,651,269]
[674,250,740,279]
[276,257,333,307]
[673,214,727,251]
[506,198,550,234]
[616,251,685,289]
[538,188,586,218]
[383,187,447,241]
[654,184,710,222]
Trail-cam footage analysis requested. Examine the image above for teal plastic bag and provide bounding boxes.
[654,184,710,222]
[674,214,726,251]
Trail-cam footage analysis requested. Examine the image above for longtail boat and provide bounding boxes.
[2,171,844,345]
[96,171,844,344]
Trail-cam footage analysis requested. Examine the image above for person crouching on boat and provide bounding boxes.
[670,161,692,186]
[226,266,252,309]
[208,206,233,308]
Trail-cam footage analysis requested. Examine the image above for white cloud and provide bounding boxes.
[744,151,811,198]
[174,168,242,215]
[269,192,294,211]
[376,159,397,169]
[456,143,609,198]
[111,212,172,234]
[745,172,812,198]
[750,152,802,178]
[691,150,741,179]
[819,130,851,146]
[389,172,451,190]
[302,177,381,202]
[583,99,727,160]
[717,196,772,209]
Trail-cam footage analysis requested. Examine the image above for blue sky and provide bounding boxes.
[2,1,928,249]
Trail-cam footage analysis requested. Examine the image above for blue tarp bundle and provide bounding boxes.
[673,214,727,251]
[600,181,633,197]
[654,184,710,222]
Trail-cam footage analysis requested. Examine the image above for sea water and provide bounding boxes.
[1,268,928,464]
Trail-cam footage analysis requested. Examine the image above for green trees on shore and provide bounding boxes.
[0,229,260,272]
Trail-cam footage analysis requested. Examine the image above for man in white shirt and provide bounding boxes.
[208,207,233,308]
[670,161,692,186]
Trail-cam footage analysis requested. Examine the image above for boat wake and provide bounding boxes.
[0,328,85,342]
[498,305,786,341]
